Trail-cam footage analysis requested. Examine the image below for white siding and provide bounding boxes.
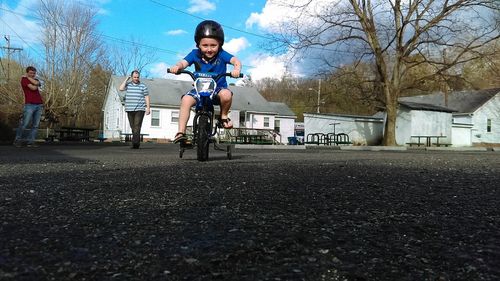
[304,114,383,145]
[228,110,240,129]
[471,94,500,144]
[395,109,412,145]
[245,113,275,129]
[102,85,125,140]
[275,117,295,144]
[139,108,192,141]
[452,124,473,147]
[396,108,452,145]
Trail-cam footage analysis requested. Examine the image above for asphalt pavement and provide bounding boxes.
[1,143,499,280]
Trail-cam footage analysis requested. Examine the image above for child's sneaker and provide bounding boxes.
[26,143,39,148]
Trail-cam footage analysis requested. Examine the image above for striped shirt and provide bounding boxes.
[123,82,149,112]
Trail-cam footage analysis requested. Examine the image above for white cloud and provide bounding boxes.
[223,37,250,55]
[187,0,216,14]
[165,29,187,36]
[244,0,348,81]
[245,0,333,31]
[246,54,298,81]
[245,2,288,31]
[0,1,43,48]
[150,62,192,81]
[245,0,326,32]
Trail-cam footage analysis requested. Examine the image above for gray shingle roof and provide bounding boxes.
[399,88,500,113]
[399,101,456,113]
[111,75,279,113]
[269,102,297,117]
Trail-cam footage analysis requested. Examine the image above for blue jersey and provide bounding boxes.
[184,49,234,88]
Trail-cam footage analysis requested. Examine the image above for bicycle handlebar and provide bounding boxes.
[167,68,244,81]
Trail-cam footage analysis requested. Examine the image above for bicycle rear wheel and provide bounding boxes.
[197,114,210,161]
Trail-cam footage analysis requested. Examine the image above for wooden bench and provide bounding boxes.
[433,143,451,147]
[406,142,424,147]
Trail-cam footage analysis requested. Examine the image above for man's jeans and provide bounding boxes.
[15,104,43,144]
[127,111,145,146]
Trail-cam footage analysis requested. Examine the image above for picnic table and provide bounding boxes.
[232,134,268,144]
[56,126,95,142]
[408,135,448,147]
[120,133,149,142]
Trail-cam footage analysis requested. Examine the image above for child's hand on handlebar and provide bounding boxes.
[231,69,241,78]
[169,66,180,74]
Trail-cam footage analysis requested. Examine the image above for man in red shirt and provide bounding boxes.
[13,66,44,147]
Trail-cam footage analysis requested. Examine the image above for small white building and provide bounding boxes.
[395,101,455,146]
[102,75,296,144]
[304,113,384,145]
[400,88,500,146]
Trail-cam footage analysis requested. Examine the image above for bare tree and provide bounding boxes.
[267,0,500,145]
[108,36,158,77]
[38,0,106,127]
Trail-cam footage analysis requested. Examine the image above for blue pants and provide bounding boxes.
[15,104,43,144]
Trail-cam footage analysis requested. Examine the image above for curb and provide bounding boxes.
[234,144,497,152]
[340,146,406,151]
[235,144,306,150]
[425,147,489,152]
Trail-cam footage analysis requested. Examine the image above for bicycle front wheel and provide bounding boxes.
[196,114,210,161]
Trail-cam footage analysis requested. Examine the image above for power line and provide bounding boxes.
[0,6,182,59]
[0,3,313,75]
[0,5,266,70]
[0,17,42,57]
[148,0,356,55]
[148,0,271,40]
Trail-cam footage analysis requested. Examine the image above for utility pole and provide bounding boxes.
[1,35,23,81]
[316,79,321,113]
[308,79,322,113]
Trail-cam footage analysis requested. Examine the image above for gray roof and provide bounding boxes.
[269,102,297,117]
[304,112,383,121]
[111,75,280,114]
[398,101,456,113]
[399,88,500,113]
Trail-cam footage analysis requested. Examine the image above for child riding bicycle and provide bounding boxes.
[169,20,242,143]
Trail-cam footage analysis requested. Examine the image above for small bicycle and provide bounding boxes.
[167,69,243,161]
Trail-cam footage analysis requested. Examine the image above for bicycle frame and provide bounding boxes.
[168,69,243,161]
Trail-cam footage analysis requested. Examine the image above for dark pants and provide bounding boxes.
[127,111,145,147]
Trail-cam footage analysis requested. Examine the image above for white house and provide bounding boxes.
[304,113,384,145]
[395,101,455,146]
[400,88,500,146]
[102,75,296,144]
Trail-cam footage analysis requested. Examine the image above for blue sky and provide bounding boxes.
[0,0,302,81]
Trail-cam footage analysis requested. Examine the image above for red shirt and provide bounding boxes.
[21,76,43,104]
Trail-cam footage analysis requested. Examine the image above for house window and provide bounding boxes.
[274,119,280,132]
[171,111,179,123]
[151,110,160,127]
[487,119,491,132]
[264,117,270,128]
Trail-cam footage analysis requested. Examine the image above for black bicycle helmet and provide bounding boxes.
[194,20,224,46]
